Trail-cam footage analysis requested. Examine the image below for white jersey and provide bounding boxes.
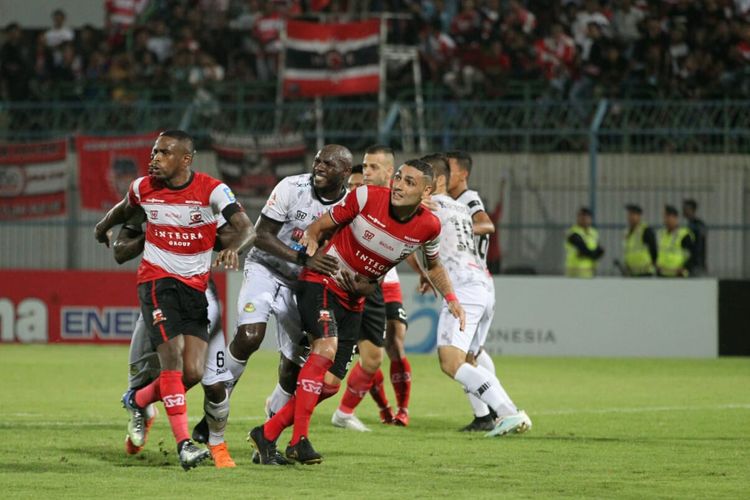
[455,189,489,270]
[246,173,346,286]
[433,193,489,287]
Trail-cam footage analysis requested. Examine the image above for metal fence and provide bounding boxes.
[1,99,749,277]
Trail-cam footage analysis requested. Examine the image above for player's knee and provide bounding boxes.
[439,356,461,378]
[361,349,383,373]
[202,382,226,404]
[312,337,337,360]
[229,326,264,361]
[182,363,204,388]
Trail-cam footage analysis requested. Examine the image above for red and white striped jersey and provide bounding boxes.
[128,172,238,291]
[300,185,441,311]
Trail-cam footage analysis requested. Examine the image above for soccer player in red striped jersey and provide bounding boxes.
[331,145,414,432]
[94,130,255,470]
[249,158,465,464]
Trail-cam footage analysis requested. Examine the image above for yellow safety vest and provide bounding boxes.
[656,227,692,277]
[565,225,599,278]
[623,223,655,276]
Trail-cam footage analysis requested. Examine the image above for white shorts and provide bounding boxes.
[237,261,308,367]
[436,279,495,354]
[128,284,233,388]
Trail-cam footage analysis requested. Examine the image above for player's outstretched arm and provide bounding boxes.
[424,257,466,331]
[94,196,140,247]
[214,211,255,270]
[111,211,147,264]
[299,212,339,257]
[405,252,436,296]
[254,215,339,275]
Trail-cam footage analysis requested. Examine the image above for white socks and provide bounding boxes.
[224,350,247,397]
[454,363,517,418]
[266,383,292,418]
[204,392,230,446]
[466,350,497,418]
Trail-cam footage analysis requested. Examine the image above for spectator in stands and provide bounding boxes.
[534,22,576,96]
[612,0,645,50]
[44,9,75,68]
[147,20,174,63]
[572,0,610,48]
[0,23,31,102]
[418,19,456,83]
[505,0,538,36]
[682,199,707,276]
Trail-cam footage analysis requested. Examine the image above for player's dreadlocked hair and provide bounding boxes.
[445,150,473,174]
[420,153,450,189]
[160,129,196,156]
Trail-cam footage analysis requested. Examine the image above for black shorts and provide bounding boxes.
[137,277,209,347]
[385,301,408,326]
[296,280,362,380]
[360,284,386,347]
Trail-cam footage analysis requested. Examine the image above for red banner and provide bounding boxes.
[76,132,159,210]
[283,19,380,98]
[0,139,67,219]
[0,270,226,344]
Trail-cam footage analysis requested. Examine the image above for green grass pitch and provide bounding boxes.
[0,345,748,499]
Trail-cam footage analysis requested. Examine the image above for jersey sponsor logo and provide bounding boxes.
[378,240,394,252]
[363,230,375,241]
[149,210,158,219]
[354,249,388,273]
[366,214,385,228]
[292,228,304,241]
[163,394,185,408]
[295,210,307,220]
[189,206,203,224]
[151,227,206,247]
[152,308,166,325]
[243,302,255,313]
[144,197,165,203]
[468,200,481,209]
[299,378,323,395]
[404,235,419,242]
[390,371,411,383]
[223,186,236,202]
[184,200,202,205]
[164,211,181,222]
[60,306,139,340]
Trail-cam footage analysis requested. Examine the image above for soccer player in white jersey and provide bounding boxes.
[445,150,504,432]
[221,145,351,463]
[111,214,237,467]
[422,153,531,437]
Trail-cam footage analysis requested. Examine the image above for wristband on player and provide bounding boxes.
[444,293,458,303]
[296,249,308,266]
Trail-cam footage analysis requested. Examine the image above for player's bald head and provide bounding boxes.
[319,144,353,168]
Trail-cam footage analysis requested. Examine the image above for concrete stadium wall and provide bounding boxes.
[226,273,719,358]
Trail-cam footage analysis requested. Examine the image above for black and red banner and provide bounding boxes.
[283,19,380,98]
[0,140,67,219]
[76,132,159,210]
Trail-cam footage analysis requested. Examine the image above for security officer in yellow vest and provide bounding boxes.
[565,207,604,277]
[622,204,658,276]
[656,204,695,278]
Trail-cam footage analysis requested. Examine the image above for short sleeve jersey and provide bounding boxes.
[300,185,441,311]
[246,173,346,286]
[456,189,490,269]
[432,193,490,287]
[128,171,237,291]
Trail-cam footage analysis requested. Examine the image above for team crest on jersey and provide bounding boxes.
[363,230,375,241]
[189,206,203,224]
[295,210,307,220]
[318,309,332,322]
[152,308,166,325]
[292,228,304,242]
[243,303,255,313]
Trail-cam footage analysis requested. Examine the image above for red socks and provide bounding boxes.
[134,377,161,408]
[263,381,340,442]
[291,353,333,445]
[391,357,412,411]
[160,370,189,444]
[339,363,376,414]
[369,368,390,409]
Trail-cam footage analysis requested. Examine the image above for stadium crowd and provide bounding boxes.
[2,0,750,103]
